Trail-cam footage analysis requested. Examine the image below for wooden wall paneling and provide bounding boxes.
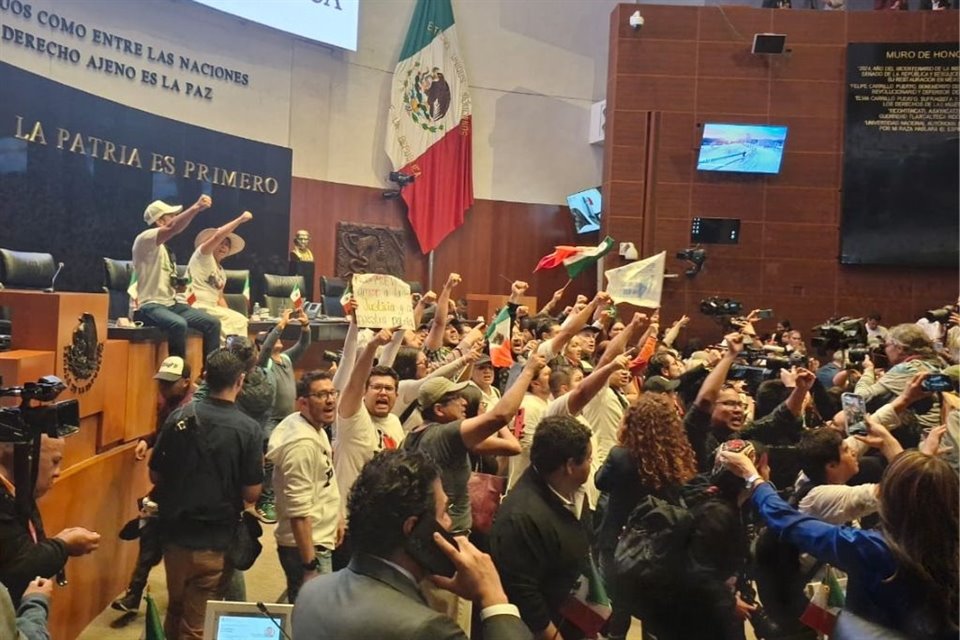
[62,414,100,471]
[772,9,847,45]
[769,46,846,83]
[835,265,916,300]
[41,443,151,640]
[761,259,840,299]
[922,11,960,41]
[773,116,842,154]
[655,149,696,184]
[765,187,839,225]
[653,183,690,219]
[846,11,925,43]
[774,152,841,189]
[100,340,129,448]
[0,350,55,392]
[610,144,649,183]
[612,4,699,42]
[617,39,698,78]
[696,78,773,116]
[615,75,697,112]
[762,223,840,260]
[124,341,159,442]
[691,183,766,221]
[769,80,843,119]
[698,6,772,43]
[698,42,771,80]
[658,112,699,151]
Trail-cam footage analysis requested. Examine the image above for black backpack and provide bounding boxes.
[613,494,697,594]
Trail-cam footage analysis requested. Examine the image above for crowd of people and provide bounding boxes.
[0,197,957,640]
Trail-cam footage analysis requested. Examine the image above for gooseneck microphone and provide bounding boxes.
[255,602,293,640]
[43,262,64,293]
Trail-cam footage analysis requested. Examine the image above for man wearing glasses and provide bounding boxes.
[267,371,344,603]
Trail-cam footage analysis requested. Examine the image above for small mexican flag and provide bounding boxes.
[799,568,846,635]
[558,555,612,637]
[185,274,197,306]
[289,282,303,310]
[127,270,139,313]
[534,236,615,279]
[484,306,513,368]
[242,273,250,304]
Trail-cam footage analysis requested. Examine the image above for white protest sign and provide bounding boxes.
[352,273,415,329]
[604,251,666,308]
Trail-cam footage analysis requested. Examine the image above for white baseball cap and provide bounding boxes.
[144,200,183,225]
[154,356,186,382]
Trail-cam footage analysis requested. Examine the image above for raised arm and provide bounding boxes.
[155,194,212,245]
[662,314,690,348]
[198,210,252,255]
[539,291,610,359]
[283,308,312,364]
[423,273,460,352]
[338,328,393,419]
[332,299,359,392]
[597,312,644,368]
[692,332,744,411]
[258,309,291,367]
[460,349,546,450]
[536,281,567,316]
[566,353,631,416]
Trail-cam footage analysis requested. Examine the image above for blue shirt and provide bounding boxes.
[751,482,954,639]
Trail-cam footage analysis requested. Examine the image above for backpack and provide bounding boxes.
[613,494,696,595]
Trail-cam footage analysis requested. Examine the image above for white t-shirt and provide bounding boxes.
[583,386,626,469]
[333,403,405,503]
[186,248,224,308]
[506,394,548,490]
[798,483,879,525]
[131,227,176,307]
[545,392,600,510]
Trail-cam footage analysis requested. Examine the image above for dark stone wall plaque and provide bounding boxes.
[335,222,405,277]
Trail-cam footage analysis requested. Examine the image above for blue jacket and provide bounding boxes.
[751,482,956,639]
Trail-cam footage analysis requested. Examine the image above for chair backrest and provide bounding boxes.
[223,269,250,316]
[102,257,134,319]
[407,281,424,295]
[0,249,56,289]
[263,274,306,317]
[320,276,347,317]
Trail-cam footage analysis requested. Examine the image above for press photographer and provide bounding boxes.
[0,376,100,605]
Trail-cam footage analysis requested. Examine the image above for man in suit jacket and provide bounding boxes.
[293,449,531,640]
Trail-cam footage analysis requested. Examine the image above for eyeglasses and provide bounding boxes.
[309,391,339,400]
[368,383,396,393]
[717,400,744,407]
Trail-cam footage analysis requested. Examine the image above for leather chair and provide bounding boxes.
[0,249,56,289]
[263,274,306,317]
[223,269,250,316]
[320,276,347,317]
[0,249,57,338]
[102,258,134,320]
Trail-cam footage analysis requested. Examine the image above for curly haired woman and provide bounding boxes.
[594,393,698,640]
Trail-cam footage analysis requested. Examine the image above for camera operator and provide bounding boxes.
[0,436,100,604]
[855,324,944,437]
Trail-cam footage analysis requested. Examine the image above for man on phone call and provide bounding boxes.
[293,449,531,640]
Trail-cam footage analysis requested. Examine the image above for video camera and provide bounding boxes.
[810,316,887,369]
[729,345,808,394]
[925,304,959,326]
[0,376,79,443]
[700,297,743,317]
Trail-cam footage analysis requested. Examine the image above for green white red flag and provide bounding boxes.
[289,282,303,310]
[386,0,473,253]
[127,270,139,314]
[185,274,197,306]
[484,306,513,368]
[242,273,250,304]
[534,236,615,279]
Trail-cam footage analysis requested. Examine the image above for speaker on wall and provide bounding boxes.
[752,33,787,55]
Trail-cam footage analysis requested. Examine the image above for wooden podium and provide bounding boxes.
[465,293,538,322]
[0,290,153,639]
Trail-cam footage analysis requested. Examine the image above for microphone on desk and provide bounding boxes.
[256,601,293,640]
[43,262,64,293]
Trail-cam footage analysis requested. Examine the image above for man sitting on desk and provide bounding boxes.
[293,448,531,640]
[132,196,220,359]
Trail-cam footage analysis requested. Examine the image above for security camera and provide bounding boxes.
[629,10,644,30]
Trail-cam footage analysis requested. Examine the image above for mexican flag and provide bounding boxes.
[144,591,165,640]
[289,282,303,310]
[484,306,513,368]
[127,270,139,313]
[534,236,615,279]
[386,0,473,254]
[242,273,250,304]
[799,568,846,635]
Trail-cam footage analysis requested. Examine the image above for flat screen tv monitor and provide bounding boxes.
[696,123,788,175]
[204,601,293,640]
[191,0,359,51]
[691,217,740,244]
[567,187,601,234]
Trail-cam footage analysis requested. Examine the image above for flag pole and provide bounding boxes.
[427,250,435,290]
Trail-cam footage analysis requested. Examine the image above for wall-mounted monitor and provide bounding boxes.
[691,217,740,244]
[566,187,601,234]
[191,0,359,51]
[696,123,788,175]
